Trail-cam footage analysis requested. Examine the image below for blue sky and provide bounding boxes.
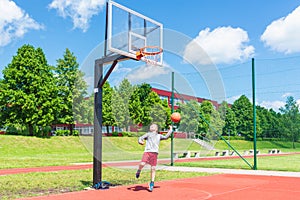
[1,0,300,111]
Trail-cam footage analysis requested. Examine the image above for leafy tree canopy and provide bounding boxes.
[0,44,60,136]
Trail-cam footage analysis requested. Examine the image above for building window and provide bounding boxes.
[174,98,181,105]
[159,95,168,101]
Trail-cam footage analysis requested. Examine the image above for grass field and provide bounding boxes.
[0,135,92,169]
[175,154,300,171]
[1,135,300,168]
[0,135,299,199]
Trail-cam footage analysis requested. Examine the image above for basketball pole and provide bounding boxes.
[93,55,127,185]
[252,58,257,170]
[93,60,103,185]
[170,72,175,166]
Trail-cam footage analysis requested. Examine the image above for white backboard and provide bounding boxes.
[106,1,163,65]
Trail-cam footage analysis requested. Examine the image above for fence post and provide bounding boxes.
[252,58,257,170]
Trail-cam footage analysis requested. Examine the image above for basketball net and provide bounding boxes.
[136,46,163,66]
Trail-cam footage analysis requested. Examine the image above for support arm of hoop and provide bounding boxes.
[97,55,127,88]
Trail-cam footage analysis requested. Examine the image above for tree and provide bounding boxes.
[130,83,153,127]
[218,101,237,136]
[177,100,200,134]
[256,106,282,139]
[129,83,170,130]
[161,99,172,129]
[76,93,99,131]
[209,105,225,138]
[0,78,9,129]
[112,79,135,131]
[279,96,300,148]
[147,91,170,129]
[73,70,89,123]
[197,100,224,140]
[0,45,60,136]
[102,82,115,133]
[55,48,89,135]
[268,109,283,138]
[231,95,253,139]
[129,88,144,126]
[83,93,94,124]
[198,100,214,134]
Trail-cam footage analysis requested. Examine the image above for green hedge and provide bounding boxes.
[55,130,79,136]
[222,136,245,140]
[119,131,145,137]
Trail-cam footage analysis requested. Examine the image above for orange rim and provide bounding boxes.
[139,46,163,56]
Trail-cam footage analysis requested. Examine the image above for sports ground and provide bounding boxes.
[19,174,300,200]
[1,157,298,200]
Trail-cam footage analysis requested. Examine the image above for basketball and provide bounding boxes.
[171,112,181,123]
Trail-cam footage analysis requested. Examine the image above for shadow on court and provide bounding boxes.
[127,185,161,192]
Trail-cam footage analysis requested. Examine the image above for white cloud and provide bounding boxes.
[48,0,105,32]
[259,100,285,112]
[112,62,132,74]
[226,95,241,104]
[261,6,300,54]
[126,64,169,83]
[102,62,133,87]
[0,0,44,47]
[84,75,93,87]
[184,26,254,65]
[297,99,300,107]
[226,95,290,112]
[282,92,293,98]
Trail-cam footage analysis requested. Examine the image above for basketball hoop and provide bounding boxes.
[136,46,163,66]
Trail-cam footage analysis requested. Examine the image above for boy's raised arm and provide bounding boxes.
[161,125,173,140]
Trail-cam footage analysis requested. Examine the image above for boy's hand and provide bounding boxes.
[139,140,145,145]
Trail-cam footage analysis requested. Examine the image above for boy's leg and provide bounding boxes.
[150,165,156,182]
[136,162,146,178]
[148,153,158,191]
[149,165,156,191]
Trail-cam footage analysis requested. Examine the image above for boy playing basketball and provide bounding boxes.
[136,124,173,192]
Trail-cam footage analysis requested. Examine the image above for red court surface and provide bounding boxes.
[2,153,299,200]
[19,174,300,200]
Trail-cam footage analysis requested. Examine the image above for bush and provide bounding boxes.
[55,130,68,136]
[222,136,244,140]
[5,127,20,135]
[120,131,145,137]
[122,132,135,137]
[121,132,130,137]
[35,126,52,137]
[112,132,120,137]
[5,126,31,136]
[259,137,286,141]
[54,130,79,136]
[72,130,79,136]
